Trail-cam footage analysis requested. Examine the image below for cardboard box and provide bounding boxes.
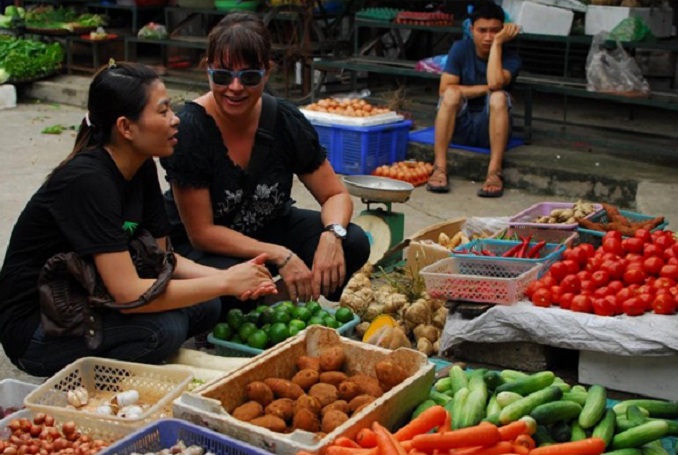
[578,350,678,400]
[585,6,674,38]
[513,2,574,36]
[405,218,466,277]
[173,326,435,455]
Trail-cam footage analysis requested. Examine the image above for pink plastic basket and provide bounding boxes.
[508,202,603,230]
[419,257,541,305]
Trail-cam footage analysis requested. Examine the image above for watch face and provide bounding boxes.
[328,224,347,238]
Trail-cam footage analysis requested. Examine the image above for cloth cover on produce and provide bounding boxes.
[440,301,678,356]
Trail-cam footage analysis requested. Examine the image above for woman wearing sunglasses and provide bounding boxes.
[160,12,370,308]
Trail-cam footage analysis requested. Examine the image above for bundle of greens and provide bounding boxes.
[25,5,105,32]
[0,36,63,83]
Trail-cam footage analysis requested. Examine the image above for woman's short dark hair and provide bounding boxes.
[470,2,505,24]
[206,12,271,70]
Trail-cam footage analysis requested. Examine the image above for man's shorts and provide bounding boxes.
[445,92,513,149]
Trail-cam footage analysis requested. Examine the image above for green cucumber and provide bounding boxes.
[627,405,649,427]
[616,416,642,432]
[495,371,555,396]
[486,394,501,416]
[550,420,572,443]
[553,382,572,393]
[434,377,453,393]
[500,369,530,382]
[571,420,587,442]
[592,409,617,448]
[459,377,488,428]
[411,399,436,419]
[483,412,501,425]
[603,449,642,455]
[429,390,453,406]
[579,384,607,429]
[640,444,670,455]
[572,385,587,394]
[496,391,524,408]
[451,387,469,430]
[613,400,678,419]
[534,425,555,447]
[611,420,669,450]
[562,391,589,406]
[449,365,468,395]
[499,385,562,425]
[483,370,503,391]
[530,400,582,425]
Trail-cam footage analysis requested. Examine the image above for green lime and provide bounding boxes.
[255,305,269,314]
[212,323,232,341]
[230,334,243,345]
[305,301,321,315]
[244,311,261,325]
[238,322,257,341]
[315,310,330,320]
[325,317,341,329]
[296,307,312,322]
[289,326,301,337]
[247,329,269,350]
[334,307,354,324]
[289,306,300,319]
[289,319,306,331]
[260,308,275,325]
[307,316,325,327]
[226,309,244,331]
[269,323,290,344]
[273,310,291,324]
[278,301,296,313]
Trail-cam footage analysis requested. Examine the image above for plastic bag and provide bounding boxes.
[585,32,650,96]
[461,217,510,239]
[137,22,167,40]
[608,17,654,43]
[415,55,447,74]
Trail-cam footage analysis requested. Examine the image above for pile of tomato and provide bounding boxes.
[527,229,678,316]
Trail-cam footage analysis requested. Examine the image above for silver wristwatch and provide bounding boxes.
[325,224,347,240]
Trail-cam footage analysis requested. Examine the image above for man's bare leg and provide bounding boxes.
[479,91,510,197]
[428,87,463,193]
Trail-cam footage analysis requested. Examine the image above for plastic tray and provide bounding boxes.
[0,379,38,437]
[420,256,541,305]
[98,418,270,455]
[508,202,603,230]
[24,357,193,441]
[451,239,565,276]
[301,109,404,127]
[578,209,669,246]
[491,226,579,248]
[311,120,412,175]
[208,303,360,357]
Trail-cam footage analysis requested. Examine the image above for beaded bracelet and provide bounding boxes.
[278,251,294,269]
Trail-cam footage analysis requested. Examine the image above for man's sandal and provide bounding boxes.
[477,170,504,198]
[426,165,450,193]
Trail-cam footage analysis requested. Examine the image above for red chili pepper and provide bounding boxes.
[502,243,523,258]
[516,235,533,259]
[481,249,495,256]
[527,240,547,258]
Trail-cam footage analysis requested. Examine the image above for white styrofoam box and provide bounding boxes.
[300,108,404,127]
[585,6,674,38]
[0,85,17,110]
[173,326,435,455]
[578,350,678,401]
[513,2,574,36]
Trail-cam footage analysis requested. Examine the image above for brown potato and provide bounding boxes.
[265,398,294,422]
[321,400,349,417]
[294,394,322,415]
[308,383,338,407]
[349,374,384,398]
[292,407,320,433]
[232,401,264,422]
[263,378,305,400]
[296,355,321,372]
[322,410,349,434]
[337,380,361,402]
[319,346,346,371]
[249,415,287,433]
[291,369,320,391]
[245,381,274,406]
[319,371,348,387]
[375,360,409,392]
[348,394,375,413]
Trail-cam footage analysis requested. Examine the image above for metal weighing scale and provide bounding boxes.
[343,175,414,265]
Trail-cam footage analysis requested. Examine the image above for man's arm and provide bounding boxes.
[486,23,521,91]
[439,72,489,99]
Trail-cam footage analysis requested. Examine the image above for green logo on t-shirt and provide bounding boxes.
[122,221,139,236]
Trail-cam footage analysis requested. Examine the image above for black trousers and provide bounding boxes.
[174,207,370,316]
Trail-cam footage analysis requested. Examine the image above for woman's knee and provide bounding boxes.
[440,87,463,111]
[489,91,509,110]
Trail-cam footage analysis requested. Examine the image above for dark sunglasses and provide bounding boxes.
[207,68,266,87]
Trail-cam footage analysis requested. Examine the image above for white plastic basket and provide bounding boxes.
[0,379,38,438]
[419,257,541,305]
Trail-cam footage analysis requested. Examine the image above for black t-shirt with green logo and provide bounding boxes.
[0,148,170,362]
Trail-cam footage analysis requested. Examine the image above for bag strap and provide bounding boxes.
[246,93,278,178]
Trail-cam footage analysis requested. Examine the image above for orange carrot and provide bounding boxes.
[511,444,529,455]
[374,422,408,455]
[408,451,429,455]
[412,424,501,451]
[498,421,528,441]
[395,406,449,441]
[514,435,535,451]
[452,441,513,455]
[401,440,413,452]
[335,437,362,449]
[325,446,378,455]
[438,411,452,434]
[528,438,606,455]
[356,428,378,449]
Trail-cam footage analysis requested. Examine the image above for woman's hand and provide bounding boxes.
[278,253,314,303]
[222,254,278,301]
[312,232,346,299]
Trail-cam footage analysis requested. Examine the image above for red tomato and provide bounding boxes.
[550,286,563,304]
[603,231,622,242]
[616,287,635,302]
[637,293,654,311]
[577,270,592,282]
[642,256,665,277]
[622,297,645,316]
[580,280,598,294]
[531,288,553,308]
[569,247,589,267]
[571,295,592,313]
[625,254,644,265]
[607,280,625,294]
[561,259,580,275]
[602,237,624,256]
[591,270,610,288]
[578,243,595,258]
[549,262,569,283]
[601,252,619,262]
[586,257,604,272]
[602,261,625,280]
[664,248,676,261]
[541,275,557,289]
[623,268,646,286]
[593,286,610,299]
[525,280,545,299]
[652,293,677,315]
[669,286,678,298]
[643,243,661,258]
[622,237,644,254]
[654,233,674,250]
[673,243,678,257]
[654,277,676,290]
[593,297,615,316]
[559,292,575,310]
[637,284,655,295]
[668,258,678,266]
[560,275,581,294]
[603,295,621,315]
[634,228,652,243]
[660,265,678,281]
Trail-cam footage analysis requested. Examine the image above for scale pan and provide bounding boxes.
[342,175,414,203]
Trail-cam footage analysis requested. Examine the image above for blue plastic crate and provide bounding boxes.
[312,120,412,175]
[209,303,360,358]
[98,418,269,455]
[577,209,669,247]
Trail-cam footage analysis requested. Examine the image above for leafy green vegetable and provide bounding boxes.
[0,36,63,82]
[41,124,66,134]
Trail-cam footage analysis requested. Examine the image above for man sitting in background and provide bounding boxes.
[426,2,521,197]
